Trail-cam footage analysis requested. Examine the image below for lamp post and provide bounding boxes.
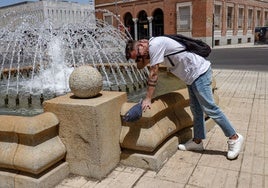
[212,0,215,48]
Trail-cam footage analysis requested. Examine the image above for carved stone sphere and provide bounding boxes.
[69,65,103,98]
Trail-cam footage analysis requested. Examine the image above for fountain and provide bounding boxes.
[0,9,149,116]
[0,6,218,188]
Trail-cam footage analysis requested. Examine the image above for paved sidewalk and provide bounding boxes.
[56,68,268,188]
[213,42,268,49]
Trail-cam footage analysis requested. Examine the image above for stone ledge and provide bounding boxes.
[13,137,66,174]
[0,112,59,135]
[120,128,193,171]
[121,88,189,118]
[120,81,218,153]
[120,89,192,152]
[0,162,69,188]
[120,119,216,171]
[0,112,66,175]
[120,137,180,171]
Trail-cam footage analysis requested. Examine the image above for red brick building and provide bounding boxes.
[95,0,268,46]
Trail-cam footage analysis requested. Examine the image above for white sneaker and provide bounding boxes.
[227,133,244,160]
[178,139,204,151]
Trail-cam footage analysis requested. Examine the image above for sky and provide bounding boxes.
[0,0,91,7]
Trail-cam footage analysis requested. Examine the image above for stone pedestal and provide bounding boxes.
[44,91,127,180]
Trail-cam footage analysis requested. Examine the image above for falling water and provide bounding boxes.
[0,9,149,115]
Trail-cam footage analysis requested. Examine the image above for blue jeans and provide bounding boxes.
[187,67,236,139]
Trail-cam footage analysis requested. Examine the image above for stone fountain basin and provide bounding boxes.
[0,112,66,174]
[120,79,218,152]
[0,75,218,183]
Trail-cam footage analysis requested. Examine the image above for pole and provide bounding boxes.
[212,0,215,48]
[115,0,118,28]
[212,13,214,48]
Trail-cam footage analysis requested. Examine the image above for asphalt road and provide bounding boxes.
[208,46,268,71]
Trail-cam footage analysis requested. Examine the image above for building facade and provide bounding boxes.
[0,0,94,30]
[95,0,268,46]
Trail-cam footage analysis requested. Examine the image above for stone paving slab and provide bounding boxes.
[56,68,268,188]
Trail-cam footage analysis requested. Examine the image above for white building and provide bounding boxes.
[0,0,95,29]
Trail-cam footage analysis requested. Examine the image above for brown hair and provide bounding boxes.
[125,39,137,60]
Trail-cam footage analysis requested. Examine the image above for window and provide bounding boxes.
[256,10,261,26]
[177,3,191,31]
[214,5,221,29]
[215,40,220,46]
[60,10,62,21]
[248,9,253,29]
[238,8,244,29]
[103,14,113,25]
[265,11,268,26]
[227,6,234,29]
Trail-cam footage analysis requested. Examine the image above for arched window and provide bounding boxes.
[124,12,134,39]
[152,8,164,36]
[138,10,149,39]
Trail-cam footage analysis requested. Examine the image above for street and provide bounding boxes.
[208,46,268,71]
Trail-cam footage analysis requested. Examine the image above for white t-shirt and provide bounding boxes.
[149,36,211,85]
